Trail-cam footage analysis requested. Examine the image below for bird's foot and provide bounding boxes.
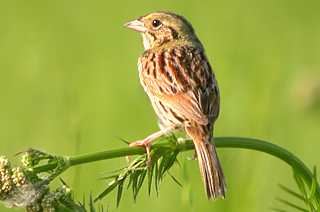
[130,141,152,169]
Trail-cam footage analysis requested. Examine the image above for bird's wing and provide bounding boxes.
[139,47,219,125]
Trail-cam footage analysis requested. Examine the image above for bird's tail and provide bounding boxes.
[186,127,227,200]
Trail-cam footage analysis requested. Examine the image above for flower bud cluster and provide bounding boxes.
[0,156,26,201]
[1,156,74,211]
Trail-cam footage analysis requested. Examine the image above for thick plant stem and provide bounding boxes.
[31,136,320,205]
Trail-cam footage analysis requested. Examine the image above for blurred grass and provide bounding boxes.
[0,0,319,211]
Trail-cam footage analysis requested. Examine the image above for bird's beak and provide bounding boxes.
[124,19,147,33]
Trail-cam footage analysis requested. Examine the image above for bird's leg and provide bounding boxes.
[130,126,175,168]
[129,126,174,147]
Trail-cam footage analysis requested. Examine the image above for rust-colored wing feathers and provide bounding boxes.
[139,46,219,126]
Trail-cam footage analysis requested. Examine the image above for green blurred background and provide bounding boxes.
[1,0,320,211]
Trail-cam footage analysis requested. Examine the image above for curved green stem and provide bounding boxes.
[31,136,319,206]
[215,137,320,205]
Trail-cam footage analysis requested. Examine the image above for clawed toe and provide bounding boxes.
[128,141,152,169]
[188,151,198,161]
[127,127,174,169]
[145,144,152,169]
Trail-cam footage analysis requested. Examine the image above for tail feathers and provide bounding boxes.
[194,140,227,200]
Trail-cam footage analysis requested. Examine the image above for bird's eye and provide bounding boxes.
[152,19,162,29]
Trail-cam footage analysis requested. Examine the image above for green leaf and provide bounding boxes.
[278,184,305,201]
[276,197,309,212]
[94,177,120,202]
[308,167,317,204]
[296,171,308,194]
[168,172,182,187]
[147,164,154,196]
[90,192,95,212]
[116,179,124,208]
[137,169,147,192]
[154,160,160,196]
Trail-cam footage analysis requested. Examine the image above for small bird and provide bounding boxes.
[124,12,226,200]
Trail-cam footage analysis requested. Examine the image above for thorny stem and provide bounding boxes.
[31,136,320,204]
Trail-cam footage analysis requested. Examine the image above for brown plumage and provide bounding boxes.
[124,12,226,200]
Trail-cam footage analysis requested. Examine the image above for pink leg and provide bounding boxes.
[129,126,175,168]
[129,126,175,147]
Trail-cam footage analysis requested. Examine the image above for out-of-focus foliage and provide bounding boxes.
[0,0,319,211]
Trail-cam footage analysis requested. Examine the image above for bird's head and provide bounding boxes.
[124,12,201,50]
